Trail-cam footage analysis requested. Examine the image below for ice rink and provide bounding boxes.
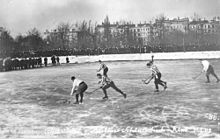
[0,59,220,138]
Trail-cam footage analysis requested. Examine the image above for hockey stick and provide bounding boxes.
[142,80,149,85]
[192,72,203,80]
[86,87,101,95]
[142,75,153,84]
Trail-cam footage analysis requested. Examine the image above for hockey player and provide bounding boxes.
[70,76,88,104]
[143,61,167,92]
[200,60,220,83]
[97,73,126,99]
[97,60,108,76]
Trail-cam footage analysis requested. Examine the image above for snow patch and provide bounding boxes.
[45,51,220,64]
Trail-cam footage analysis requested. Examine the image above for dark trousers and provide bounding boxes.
[75,82,88,103]
[102,81,124,97]
[154,72,166,90]
[103,67,108,76]
[206,65,219,82]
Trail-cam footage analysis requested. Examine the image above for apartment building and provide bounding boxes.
[189,20,208,33]
[96,23,152,45]
[44,28,78,42]
[96,24,118,34]
[43,28,79,49]
[130,23,152,45]
[169,18,189,32]
[155,17,189,32]
[94,17,220,46]
[189,19,220,34]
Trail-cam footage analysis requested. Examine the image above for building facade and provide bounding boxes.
[44,28,78,49]
[130,23,152,45]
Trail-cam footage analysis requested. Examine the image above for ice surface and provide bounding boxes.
[0,60,220,138]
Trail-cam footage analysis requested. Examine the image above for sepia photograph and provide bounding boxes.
[0,0,220,138]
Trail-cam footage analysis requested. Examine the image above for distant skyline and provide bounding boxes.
[1,0,220,37]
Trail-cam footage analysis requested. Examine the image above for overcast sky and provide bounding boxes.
[1,0,220,37]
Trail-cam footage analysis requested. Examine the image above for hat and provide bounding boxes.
[146,61,152,66]
[71,76,75,80]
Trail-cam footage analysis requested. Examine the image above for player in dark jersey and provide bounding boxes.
[97,73,126,99]
[97,60,108,76]
[143,62,167,92]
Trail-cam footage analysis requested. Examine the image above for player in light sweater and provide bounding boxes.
[70,76,88,104]
[200,60,220,83]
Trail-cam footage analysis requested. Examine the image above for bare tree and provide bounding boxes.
[77,20,95,49]
[23,28,44,51]
[103,15,112,48]
[0,29,15,57]
[57,23,72,49]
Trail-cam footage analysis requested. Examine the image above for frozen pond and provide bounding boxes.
[0,60,220,138]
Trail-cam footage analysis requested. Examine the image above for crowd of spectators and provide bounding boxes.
[0,44,219,72]
[0,44,219,59]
